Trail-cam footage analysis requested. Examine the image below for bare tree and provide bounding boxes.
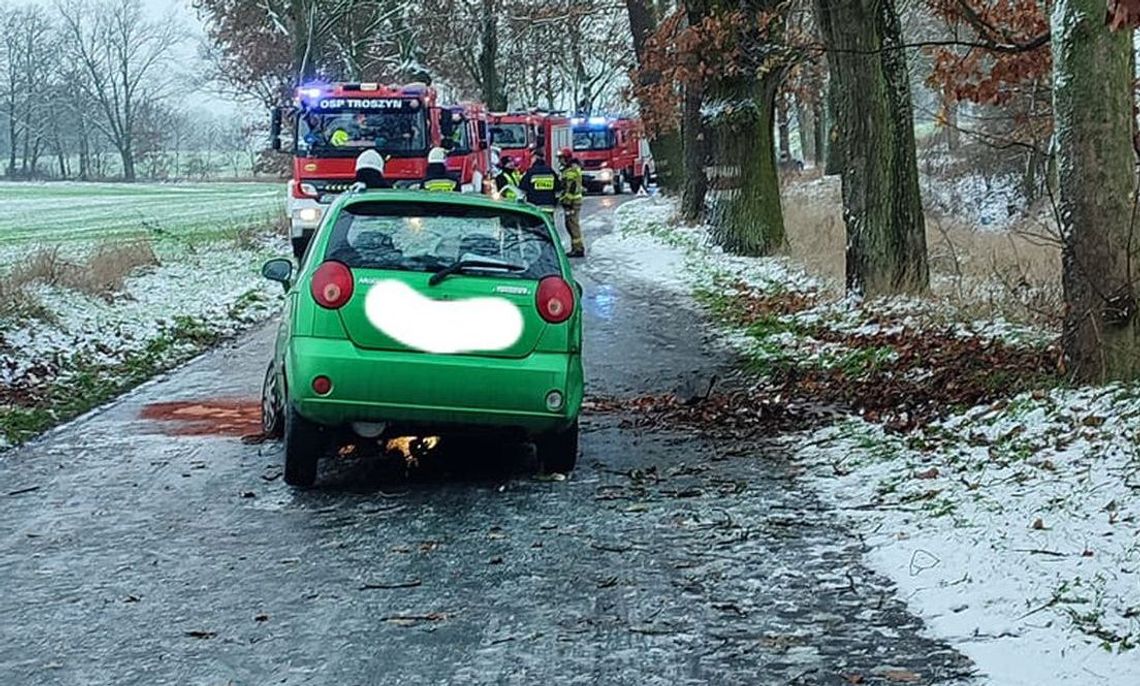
[56,0,182,181]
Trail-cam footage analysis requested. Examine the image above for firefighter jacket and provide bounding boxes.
[422,163,459,192]
[560,161,584,206]
[520,163,561,208]
[495,169,524,199]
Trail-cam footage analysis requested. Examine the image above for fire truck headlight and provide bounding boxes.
[296,207,322,225]
[299,183,319,197]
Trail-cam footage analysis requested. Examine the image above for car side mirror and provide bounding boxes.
[262,258,294,290]
[574,280,583,296]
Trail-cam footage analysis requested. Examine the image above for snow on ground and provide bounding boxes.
[0,239,282,387]
[0,181,288,448]
[611,195,1140,684]
[797,393,1140,685]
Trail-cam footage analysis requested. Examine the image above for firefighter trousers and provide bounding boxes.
[563,201,584,252]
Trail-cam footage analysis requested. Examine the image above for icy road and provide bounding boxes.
[0,199,976,685]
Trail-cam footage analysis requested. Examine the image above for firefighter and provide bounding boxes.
[558,147,585,258]
[422,147,459,192]
[354,149,390,189]
[495,156,524,200]
[520,149,561,219]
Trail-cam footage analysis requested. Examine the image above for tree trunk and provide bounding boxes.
[624,0,682,191]
[120,143,136,182]
[478,0,507,111]
[1053,0,1139,382]
[680,82,706,220]
[815,0,928,296]
[709,74,785,255]
[776,95,791,158]
[824,76,842,175]
[799,102,816,165]
[292,0,317,83]
[944,97,960,152]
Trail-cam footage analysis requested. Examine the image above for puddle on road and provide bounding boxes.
[139,399,262,437]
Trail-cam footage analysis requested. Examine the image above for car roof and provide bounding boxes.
[332,190,550,222]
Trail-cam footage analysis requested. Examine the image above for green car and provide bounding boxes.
[259,190,584,487]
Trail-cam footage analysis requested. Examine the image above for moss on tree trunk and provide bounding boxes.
[708,74,786,255]
[1052,0,1139,382]
[815,0,928,296]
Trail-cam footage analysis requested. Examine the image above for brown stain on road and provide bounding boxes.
[139,399,261,437]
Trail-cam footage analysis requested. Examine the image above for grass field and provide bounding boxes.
[0,180,288,448]
[0,181,284,266]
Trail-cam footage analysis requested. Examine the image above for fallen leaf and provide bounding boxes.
[883,670,921,683]
[844,675,865,685]
[913,467,939,480]
[1032,517,1046,530]
[185,630,217,639]
[254,614,269,623]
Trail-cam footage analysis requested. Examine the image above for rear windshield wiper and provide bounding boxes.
[428,259,526,286]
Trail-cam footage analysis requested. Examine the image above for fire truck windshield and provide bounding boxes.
[490,124,529,149]
[572,128,614,151]
[297,109,428,157]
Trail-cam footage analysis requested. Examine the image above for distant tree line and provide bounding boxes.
[0,0,261,182]
[195,0,634,115]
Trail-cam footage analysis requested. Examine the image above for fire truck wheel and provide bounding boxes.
[612,172,625,195]
[631,175,643,194]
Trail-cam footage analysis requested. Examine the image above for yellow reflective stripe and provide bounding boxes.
[532,175,555,191]
[424,179,456,191]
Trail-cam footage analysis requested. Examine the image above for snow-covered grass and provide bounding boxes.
[798,391,1140,684]
[0,180,282,267]
[0,181,287,448]
[611,195,1140,684]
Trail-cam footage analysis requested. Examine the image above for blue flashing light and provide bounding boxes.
[588,116,607,125]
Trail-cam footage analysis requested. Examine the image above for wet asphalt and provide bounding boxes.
[0,197,976,685]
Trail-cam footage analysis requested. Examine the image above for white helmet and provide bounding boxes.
[427,147,448,164]
[354,149,384,173]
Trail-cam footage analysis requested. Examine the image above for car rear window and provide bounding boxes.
[324,201,560,280]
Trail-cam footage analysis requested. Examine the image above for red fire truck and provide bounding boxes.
[271,82,492,257]
[570,116,653,194]
[488,111,572,172]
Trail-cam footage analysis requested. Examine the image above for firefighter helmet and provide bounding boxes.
[354,149,384,174]
[558,147,573,159]
[428,147,448,164]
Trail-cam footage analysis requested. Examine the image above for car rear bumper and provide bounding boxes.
[286,337,583,434]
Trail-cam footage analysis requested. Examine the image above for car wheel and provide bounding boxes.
[291,236,309,261]
[284,404,326,488]
[261,363,284,439]
[537,420,579,474]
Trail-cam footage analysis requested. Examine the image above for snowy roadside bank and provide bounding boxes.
[0,235,285,449]
[608,196,1139,684]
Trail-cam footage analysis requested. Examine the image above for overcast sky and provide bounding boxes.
[10,0,251,117]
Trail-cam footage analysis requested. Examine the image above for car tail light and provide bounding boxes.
[536,276,574,323]
[310,261,354,309]
[312,375,332,395]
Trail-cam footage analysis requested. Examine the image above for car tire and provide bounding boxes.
[284,404,325,488]
[261,363,284,439]
[291,236,309,261]
[537,420,579,474]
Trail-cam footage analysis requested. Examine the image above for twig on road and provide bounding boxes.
[360,579,423,591]
[6,485,40,496]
